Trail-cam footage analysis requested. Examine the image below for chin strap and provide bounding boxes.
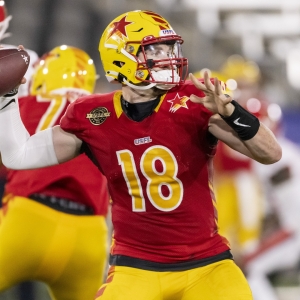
[155,83,177,91]
[123,69,181,91]
[122,79,156,90]
[106,69,180,91]
[126,69,181,90]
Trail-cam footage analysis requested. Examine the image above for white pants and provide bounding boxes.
[245,231,300,300]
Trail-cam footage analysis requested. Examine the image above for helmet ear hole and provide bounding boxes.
[113,61,125,68]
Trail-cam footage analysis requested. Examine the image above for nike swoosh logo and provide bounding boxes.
[0,99,16,110]
[233,117,251,127]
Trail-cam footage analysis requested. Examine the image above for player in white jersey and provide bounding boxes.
[243,98,300,300]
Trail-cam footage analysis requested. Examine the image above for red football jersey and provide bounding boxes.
[60,81,230,263]
[5,95,109,216]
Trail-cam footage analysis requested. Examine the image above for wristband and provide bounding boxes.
[219,100,260,140]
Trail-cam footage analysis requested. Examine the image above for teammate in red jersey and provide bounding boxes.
[0,10,281,300]
[0,45,109,300]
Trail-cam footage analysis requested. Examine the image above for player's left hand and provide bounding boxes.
[189,71,234,117]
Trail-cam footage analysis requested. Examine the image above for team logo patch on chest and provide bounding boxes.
[167,93,190,113]
[86,107,111,125]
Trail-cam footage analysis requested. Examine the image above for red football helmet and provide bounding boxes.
[0,1,11,41]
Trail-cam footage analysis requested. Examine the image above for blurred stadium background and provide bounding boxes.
[5,0,300,143]
[1,0,300,299]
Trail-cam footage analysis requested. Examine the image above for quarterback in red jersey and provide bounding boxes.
[0,10,281,300]
[0,46,109,300]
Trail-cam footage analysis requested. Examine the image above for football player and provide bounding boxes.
[242,98,300,300]
[0,10,281,300]
[0,46,109,300]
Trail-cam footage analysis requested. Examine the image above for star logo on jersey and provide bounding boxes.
[107,16,133,40]
[86,107,111,125]
[167,94,189,113]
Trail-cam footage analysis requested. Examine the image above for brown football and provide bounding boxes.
[0,48,30,96]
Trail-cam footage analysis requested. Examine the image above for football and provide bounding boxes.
[0,48,30,96]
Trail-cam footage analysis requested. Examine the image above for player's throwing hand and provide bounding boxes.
[189,71,234,117]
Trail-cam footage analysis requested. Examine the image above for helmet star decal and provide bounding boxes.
[107,16,133,40]
[167,94,189,113]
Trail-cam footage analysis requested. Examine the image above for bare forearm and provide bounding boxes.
[52,125,82,163]
[242,123,282,164]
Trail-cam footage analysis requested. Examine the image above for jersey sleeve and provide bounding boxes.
[60,93,115,139]
[60,100,82,135]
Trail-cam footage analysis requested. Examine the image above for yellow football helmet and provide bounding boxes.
[193,68,227,83]
[99,10,188,90]
[30,45,96,96]
[220,55,261,85]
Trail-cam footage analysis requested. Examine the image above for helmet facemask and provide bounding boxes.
[134,39,188,90]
